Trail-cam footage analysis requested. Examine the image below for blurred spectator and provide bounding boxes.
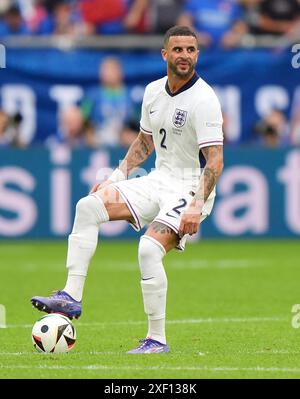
[80,0,149,34]
[46,106,96,148]
[0,0,13,15]
[37,0,87,36]
[0,4,29,36]
[17,0,48,34]
[42,0,66,13]
[256,0,300,36]
[178,0,246,48]
[81,57,133,147]
[238,0,300,37]
[120,120,139,147]
[237,0,263,35]
[255,109,288,147]
[148,0,184,33]
[0,110,24,148]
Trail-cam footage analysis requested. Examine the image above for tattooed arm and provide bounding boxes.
[178,145,224,237]
[118,132,155,177]
[90,132,154,193]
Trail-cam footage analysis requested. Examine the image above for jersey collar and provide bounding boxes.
[165,72,199,97]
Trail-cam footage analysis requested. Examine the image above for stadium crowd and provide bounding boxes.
[0,0,300,148]
[0,0,299,44]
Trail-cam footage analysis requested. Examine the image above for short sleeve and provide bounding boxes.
[139,86,153,135]
[194,94,224,149]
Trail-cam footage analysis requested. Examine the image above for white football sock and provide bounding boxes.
[138,235,167,345]
[63,194,109,301]
[146,318,166,345]
[63,275,85,302]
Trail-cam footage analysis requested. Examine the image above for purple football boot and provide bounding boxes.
[31,290,82,319]
[127,338,170,354]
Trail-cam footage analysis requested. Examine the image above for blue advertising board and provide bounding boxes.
[0,147,299,239]
[0,47,299,145]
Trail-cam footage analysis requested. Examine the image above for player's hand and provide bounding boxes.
[89,180,113,194]
[178,206,201,238]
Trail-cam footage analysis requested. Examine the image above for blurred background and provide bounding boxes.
[0,0,300,241]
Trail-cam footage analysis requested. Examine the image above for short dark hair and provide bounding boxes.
[163,26,198,47]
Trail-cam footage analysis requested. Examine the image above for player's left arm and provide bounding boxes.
[178,145,224,237]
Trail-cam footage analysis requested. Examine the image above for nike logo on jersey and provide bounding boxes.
[150,110,157,114]
[142,277,155,281]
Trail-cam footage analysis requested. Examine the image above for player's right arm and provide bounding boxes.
[119,131,154,176]
[90,131,154,193]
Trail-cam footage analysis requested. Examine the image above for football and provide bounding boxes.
[32,313,76,353]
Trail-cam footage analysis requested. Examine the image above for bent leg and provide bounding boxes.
[94,185,135,223]
[64,185,134,301]
[137,222,179,345]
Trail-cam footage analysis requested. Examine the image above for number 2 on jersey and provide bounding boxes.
[159,128,167,149]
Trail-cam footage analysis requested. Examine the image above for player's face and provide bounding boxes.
[162,36,199,79]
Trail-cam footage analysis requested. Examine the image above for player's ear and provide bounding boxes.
[161,48,167,62]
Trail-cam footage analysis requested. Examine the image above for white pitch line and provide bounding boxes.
[0,352,33,356]
[1,349,299,357]
[1,364,300,373]
[5,259,276,273]
[169,259,273,270]
[6,316,287,329]
[0,351,126,356]
[254,349,300,355]
[166,316,287,324]
[6,324,32,328]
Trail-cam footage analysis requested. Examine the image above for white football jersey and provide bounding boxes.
[140,73,223,184]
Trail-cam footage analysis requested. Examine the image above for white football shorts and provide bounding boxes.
[112,169,215,251]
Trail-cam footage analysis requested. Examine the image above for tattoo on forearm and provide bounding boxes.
[202,167,218,200]
[120,132,154,175]
[133,149,145,162]
[194,145,223,203]
[132,136,151,162]
[140,137,151,156]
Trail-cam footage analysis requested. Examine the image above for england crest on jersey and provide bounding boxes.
[173,108,187,128]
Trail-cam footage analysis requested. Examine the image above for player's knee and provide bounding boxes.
[138,235,166,264]
[75,196,91,217]
[75,195,109,225]
[75,196,96,221]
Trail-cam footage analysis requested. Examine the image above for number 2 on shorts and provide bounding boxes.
[166,198,187,218]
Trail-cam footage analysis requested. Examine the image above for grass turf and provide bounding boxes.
[0,239,300,379]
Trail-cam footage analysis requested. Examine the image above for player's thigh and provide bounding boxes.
[94,185,134,222]
[144,221,179,253]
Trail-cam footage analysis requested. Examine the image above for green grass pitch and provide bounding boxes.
[0,239,300,379]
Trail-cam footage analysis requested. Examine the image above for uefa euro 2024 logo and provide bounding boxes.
[0,43,6,69]
[291,44,300,69]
